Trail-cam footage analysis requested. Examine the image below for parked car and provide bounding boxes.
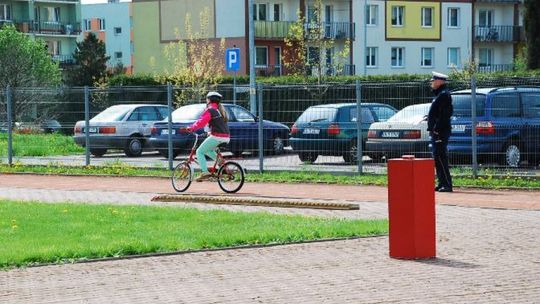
[366,103,432,161]
[73,104,171,157]
[148,103,290,158]
[289,103,397,163]
[449,87,540,167]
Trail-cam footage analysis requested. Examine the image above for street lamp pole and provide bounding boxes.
[248,0,257,114]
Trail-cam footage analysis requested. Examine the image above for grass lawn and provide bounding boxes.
[0,133,84,157]
[0,200,388,268]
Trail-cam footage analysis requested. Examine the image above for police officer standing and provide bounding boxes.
[427,71,453,192]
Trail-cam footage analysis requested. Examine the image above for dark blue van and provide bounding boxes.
[449,87,540,167]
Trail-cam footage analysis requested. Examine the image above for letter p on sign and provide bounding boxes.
[225,48,240,72]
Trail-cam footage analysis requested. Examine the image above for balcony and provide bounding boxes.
[474,25,524,43]
[477,64,514,73]
[255,20,355,40]
[255,21,294,39]
[52,54,75,65]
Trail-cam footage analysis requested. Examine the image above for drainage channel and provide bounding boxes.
[152,194,359,210]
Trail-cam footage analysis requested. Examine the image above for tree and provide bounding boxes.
[158,7,225,107]
[283,0,351,84]
[524,0,540,69]
[66,33,110,86]
[0,25,61,123]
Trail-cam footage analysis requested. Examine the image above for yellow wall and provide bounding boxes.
[160,0,215,41]
[386,1,440,40]
[133,1,169,73]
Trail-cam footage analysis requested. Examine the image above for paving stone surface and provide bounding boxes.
[0,175,539,303]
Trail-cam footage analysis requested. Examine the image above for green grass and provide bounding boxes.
[0,200,387,268]
[0,162,539,189]
[0,133,84,157]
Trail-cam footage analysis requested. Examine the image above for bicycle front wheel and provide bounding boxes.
[217,161,245,193]
[171,161,193,192]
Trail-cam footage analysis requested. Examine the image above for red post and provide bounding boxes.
[387,155,436,259]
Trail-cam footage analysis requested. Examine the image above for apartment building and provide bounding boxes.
[132,0,355,76]
[473,0,524,73]
[82,0,134,74]
[0,0,81,68]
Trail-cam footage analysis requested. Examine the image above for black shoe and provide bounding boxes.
[435,185,442,191]
[438,187,453,193]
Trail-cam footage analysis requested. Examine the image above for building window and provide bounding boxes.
[255,46,268,67]
[479,48,493,67]
[253,3,267,21]
[391,47,404,67]
[307,5,319,23]
[421,47,434,67]
[366,47,377,67]
[46,40,61,56]
[114,27,122,35]
[447,48,460,67]
[83,19,90,31]
[366,5,378,26]
[421,7,433,27]
[115,51,123,59]
[448,8,460,27]
[0,4,11,21]
[273,4,281,21]
[479,10,493,27]
[98,18,106,30]
[391,6,404,26]
[45,7,60,22]
[308,46,320,66]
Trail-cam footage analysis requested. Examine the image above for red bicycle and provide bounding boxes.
[171,132,245,193]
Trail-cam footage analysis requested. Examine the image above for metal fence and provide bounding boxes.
[1,78,540,177]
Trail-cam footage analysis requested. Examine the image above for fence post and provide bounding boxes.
[84,86,90,166]
[167,83,173,171]
[471,76,478,178]
[257,83,264,173]
[356,80,363,174]
[6,86,12,166]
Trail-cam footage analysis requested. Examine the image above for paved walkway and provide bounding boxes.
[0,174,539,303]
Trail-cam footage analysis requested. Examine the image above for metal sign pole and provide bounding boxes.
[167,83,173,171]
[84,86,90,166]
[6,86,12,166]
[233,71,237,105]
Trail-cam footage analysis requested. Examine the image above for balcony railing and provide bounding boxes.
[255,20,355,40]
[474,25,524,43]
[9,19,81,36]
[255,64,283,76]
[477,64,514,73]
[475,0,521,3]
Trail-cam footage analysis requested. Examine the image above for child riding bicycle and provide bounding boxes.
[181,91,230,182]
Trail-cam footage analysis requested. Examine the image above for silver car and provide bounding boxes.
[366,103,432,161]
[74,104,170,157]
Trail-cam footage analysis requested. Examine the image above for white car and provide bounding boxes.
[366,103,432,161]
[74,104,170,157]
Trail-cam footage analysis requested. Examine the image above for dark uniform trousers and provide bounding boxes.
[431,132,452,189]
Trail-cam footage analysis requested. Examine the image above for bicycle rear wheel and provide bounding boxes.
[171,161,193,192]
[217,161,245,193]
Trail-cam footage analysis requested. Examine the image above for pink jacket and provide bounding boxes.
[189,103,230,138]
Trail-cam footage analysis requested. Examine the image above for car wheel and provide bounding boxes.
[125,137,143,157]
[343,140,359,164]
[298,152,318,164]
[502,141,522,167]
[270,135,285,155]
[90,148,107,157]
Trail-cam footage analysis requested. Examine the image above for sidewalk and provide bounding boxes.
[0,173,539,303]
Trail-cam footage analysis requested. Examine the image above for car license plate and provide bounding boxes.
[303,128,320,135]
[381,131,400,138]
[88,127,98,133]
[161,129,175,135]
[452,125,466,132]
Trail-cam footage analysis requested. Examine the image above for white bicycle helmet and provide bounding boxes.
[206,91,223,100]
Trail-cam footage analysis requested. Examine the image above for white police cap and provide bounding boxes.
[431,71,449,81]
[206,91,223,99]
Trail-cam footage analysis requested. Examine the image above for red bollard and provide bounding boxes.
[387,155,436,259]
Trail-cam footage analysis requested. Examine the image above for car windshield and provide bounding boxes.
[296,107,338,123]
[171,104,205,121]
[388,104,431,123]
[452,94,486,117]
[91,105,133,122]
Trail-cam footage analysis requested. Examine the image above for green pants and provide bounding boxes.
[196,135,230,173]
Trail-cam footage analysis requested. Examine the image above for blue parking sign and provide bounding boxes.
[225,48,240,72]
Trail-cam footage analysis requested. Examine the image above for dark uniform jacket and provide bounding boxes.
[427,84,453,137]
